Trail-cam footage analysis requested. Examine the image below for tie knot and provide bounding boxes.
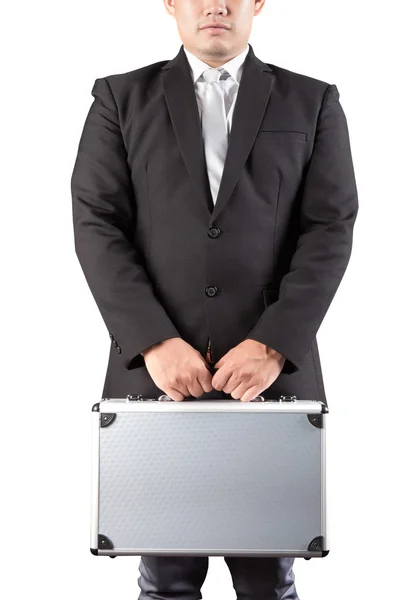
[202,67,226,83]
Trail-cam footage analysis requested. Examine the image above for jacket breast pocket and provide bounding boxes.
[256,129,307,142]
[262,287,280,308]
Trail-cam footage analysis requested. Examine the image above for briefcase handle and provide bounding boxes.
[126,394,297,403]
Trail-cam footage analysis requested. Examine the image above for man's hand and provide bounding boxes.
[211,339,286,402]
[142,338,214,401]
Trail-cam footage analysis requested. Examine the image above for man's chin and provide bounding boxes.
[196,40,230,57]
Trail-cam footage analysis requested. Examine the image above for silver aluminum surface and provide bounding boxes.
[91,398,327,557]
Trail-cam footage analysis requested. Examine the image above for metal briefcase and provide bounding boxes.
[90,394,328,559]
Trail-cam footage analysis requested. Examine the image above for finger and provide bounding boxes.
[168,374,192,399]
[164,387,186,402]
[187,376,208,398]
[197,371,214,394]
[222,372,240,394]
[176,380,192,398]
[212,368,232,391]
[230,381,251,400]
[240,384,263,402]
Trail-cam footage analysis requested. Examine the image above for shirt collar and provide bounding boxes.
[183,43,250,85]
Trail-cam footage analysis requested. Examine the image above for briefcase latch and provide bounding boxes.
[278,395,297,402]
[126,394,174,402]
[126,394,144,402]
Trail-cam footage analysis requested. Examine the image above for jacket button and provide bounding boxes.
[112,339,117,346]
[208,227,221,238]
[116,345,122,354]
[205,286,218,297]
[109,332,114,341]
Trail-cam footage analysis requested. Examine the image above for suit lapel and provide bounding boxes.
[161,44,274,223]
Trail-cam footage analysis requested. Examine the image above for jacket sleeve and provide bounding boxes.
[244,84,359,374]
[71,77,182,370]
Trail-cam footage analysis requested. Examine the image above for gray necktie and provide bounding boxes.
[201,67,229,204]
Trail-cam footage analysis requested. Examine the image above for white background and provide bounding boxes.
[2,1,412,598]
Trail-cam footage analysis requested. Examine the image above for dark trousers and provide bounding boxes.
[137,555,299,600]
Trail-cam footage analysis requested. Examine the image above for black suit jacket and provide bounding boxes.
[71,43,358,405]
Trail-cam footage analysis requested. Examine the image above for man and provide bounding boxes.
[71,0,358,598]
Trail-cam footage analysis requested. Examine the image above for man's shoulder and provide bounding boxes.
[264,61,332,95]
[96,59,169,93]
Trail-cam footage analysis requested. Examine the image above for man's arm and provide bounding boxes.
[71,77,182,370]
[244,84,359,374]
